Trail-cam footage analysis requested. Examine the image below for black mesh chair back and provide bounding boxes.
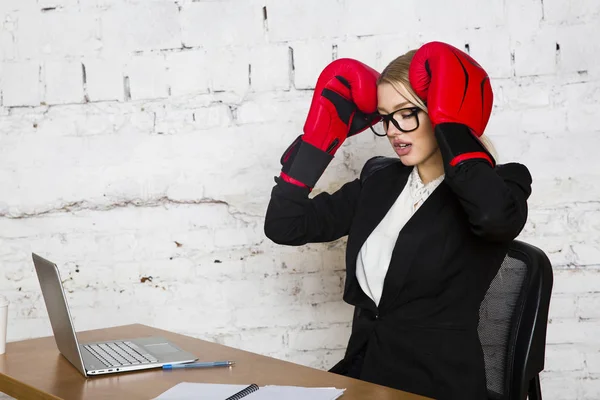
[478,240,553,400]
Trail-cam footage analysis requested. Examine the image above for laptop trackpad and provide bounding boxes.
[145,343,179,354]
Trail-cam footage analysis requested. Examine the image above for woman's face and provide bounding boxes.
[376,82,439,167]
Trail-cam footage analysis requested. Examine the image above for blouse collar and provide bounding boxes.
[408,166,445,201]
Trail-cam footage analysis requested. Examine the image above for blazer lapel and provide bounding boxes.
[344,163,410,310]
[377,181,451,311]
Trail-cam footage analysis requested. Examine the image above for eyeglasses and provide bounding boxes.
[370,107,422,137]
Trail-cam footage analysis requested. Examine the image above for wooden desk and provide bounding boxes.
[0,324,430,400]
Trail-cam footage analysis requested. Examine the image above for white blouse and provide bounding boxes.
[355,166,445,306]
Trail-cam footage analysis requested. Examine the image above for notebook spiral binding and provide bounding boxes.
[225,383,260,400]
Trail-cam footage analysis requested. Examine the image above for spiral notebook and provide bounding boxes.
[153,382,345,400]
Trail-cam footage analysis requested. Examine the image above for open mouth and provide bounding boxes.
[393,142,413,155]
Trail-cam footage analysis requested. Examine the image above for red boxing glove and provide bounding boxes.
[280,58,380,188]
[303,58,380,153]
[409,41,495,167]
[409,41,493,136]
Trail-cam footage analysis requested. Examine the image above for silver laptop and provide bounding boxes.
[32,253,197,377]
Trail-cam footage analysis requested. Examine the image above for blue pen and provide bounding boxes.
[163,361,235,370]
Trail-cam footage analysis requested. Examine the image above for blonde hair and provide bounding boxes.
[378,50,498,161]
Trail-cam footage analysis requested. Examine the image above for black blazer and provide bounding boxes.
[264,156,532,400]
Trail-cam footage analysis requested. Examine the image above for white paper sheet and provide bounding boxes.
[153,382,345,400]
[245,385,345,400]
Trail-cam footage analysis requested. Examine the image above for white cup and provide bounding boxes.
[0,295,8,355]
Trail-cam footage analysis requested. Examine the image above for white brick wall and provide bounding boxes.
[0,1,599,399]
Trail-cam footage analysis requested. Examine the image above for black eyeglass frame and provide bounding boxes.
[370,107,422,137]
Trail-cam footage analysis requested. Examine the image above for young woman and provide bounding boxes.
[264,42,532,400]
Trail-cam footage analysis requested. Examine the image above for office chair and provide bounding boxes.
[478,240,553,400]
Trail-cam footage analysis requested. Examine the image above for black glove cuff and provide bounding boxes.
[281,137,334,188]
[435,123,495,169]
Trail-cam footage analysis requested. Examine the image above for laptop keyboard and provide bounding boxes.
[84,341,159,368]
